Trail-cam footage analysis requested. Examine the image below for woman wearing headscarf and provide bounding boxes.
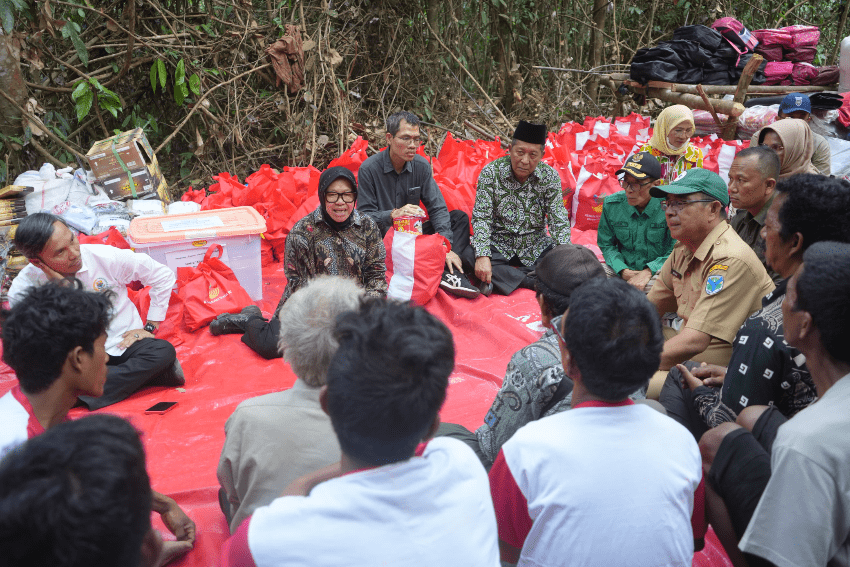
[209,166,387,359]
[637,104,705,185]
[750,118,818,180]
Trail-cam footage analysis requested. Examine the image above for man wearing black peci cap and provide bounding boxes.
[210,166,387,359]
[645,168,774,399]
[471,120,571,296]
[598,151,674,293]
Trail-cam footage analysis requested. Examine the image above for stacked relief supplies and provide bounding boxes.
[753,26,837,86]
[630,23,766,86]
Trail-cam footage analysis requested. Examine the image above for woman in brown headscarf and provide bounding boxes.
[751,118,819,180]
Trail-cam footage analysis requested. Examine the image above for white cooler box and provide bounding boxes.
[128,206,267,300]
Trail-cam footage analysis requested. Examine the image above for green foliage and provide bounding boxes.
[71,79,122,121]
[61,21,88,67]
[151,59,167,92]
[172,59,201,105]
[0,0,29,34]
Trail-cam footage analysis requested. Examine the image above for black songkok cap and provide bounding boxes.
[513,120,548,146]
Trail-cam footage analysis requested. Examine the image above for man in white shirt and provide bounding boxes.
[8,212,180,409]
[489,277,704,566]
[221,299,500,567]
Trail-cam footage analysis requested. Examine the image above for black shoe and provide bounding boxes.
[209,305,263,335]
[439,271,480,299]
[148,359,186,387]
[478,281,493,297]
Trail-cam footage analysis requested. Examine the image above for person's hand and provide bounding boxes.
[150,491,195,567]
[154,492,196,546]
[30,258,66,282]
[281,462,344,497]
[119,328,154,350]
[677,363,705,391]
[391,204,425,219]
[475,256,492,284]
[628,269,653,291]
[620,268,639,281]
[689,362,727,387]
[445,250,462,274]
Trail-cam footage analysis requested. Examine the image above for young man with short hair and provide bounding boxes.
[489,277,704,565]
[0,414,163,567]
[221,299,500,566]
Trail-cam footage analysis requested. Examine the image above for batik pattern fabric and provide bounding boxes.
[277,207,387,314]
[471,157,571,266]
[636,143,704,185]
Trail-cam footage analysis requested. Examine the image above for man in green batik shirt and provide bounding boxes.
[471,120,571,296]
[597,151,675,293]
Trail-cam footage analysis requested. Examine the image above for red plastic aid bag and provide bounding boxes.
[571,167,621,232]
[175,244,253,331]
[384,228,448,305]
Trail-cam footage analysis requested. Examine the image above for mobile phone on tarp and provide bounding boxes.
[145,401,178,414]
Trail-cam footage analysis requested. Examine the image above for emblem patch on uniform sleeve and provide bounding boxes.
[705,274,724,295]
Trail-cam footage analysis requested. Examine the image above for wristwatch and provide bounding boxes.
[144,322,157,334]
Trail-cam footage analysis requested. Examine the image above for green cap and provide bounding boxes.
[649,168,729,207]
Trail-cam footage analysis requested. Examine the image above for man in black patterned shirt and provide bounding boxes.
[659,174,850,439]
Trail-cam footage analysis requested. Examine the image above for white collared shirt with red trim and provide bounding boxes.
[0,386,47,458]
[489,399,705,567]
[8,244,175,356]
[221,437,501,567]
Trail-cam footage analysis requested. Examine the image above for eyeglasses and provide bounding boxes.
[550,314,566,344]
[325,191,356,203]
[620,179,653,192]
[671,127,694,137]
[394,135,421,146]
[660,199,715,212]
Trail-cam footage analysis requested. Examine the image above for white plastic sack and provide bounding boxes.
[14,164,110,215]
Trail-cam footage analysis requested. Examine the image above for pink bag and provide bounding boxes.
[785,25,819,47]
[763,61,794,85]
[814,66,839,85]
[712,18,759,63]
[753,28,792,47]
[792,63,819,85]
[786,46,816,64]
[383,229,449,305]
[755,44,784,62]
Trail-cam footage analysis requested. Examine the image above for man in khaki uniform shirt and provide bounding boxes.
[646,168,775,398]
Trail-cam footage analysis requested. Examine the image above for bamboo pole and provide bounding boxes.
[642,87,746,117]
[722,54,764,140]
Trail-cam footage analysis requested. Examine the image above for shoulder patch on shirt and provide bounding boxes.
[705,274,724,296]
[709,263,728,272]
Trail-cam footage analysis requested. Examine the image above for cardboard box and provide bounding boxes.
[128,207,267,300]
[86,129,170,202]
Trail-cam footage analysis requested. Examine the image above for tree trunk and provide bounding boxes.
[427,0,440,53]
[0,28,27,182]
[588,0,608,102]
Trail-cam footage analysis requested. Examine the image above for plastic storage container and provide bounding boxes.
[840,36,850,93]
[128,206,267,300]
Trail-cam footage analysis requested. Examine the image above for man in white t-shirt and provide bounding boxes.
[8,212,180,409]
[489,277,705,566]
[221,299,500,567]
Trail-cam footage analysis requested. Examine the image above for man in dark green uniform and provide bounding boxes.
[597,152,674,293]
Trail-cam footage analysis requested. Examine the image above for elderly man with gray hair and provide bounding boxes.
[216,275,363,533]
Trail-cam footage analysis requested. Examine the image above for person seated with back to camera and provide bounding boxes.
[217,276,363,534]
[488,277,705,566]
[8,212,182,410]
[221,299,501,567]
[0,282,195,567]
[598,151,675,293]
[438,244,647,470]
[208,166,386,358]
[0,414,169,567]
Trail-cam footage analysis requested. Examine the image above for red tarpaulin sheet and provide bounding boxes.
[0,115,735,566]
